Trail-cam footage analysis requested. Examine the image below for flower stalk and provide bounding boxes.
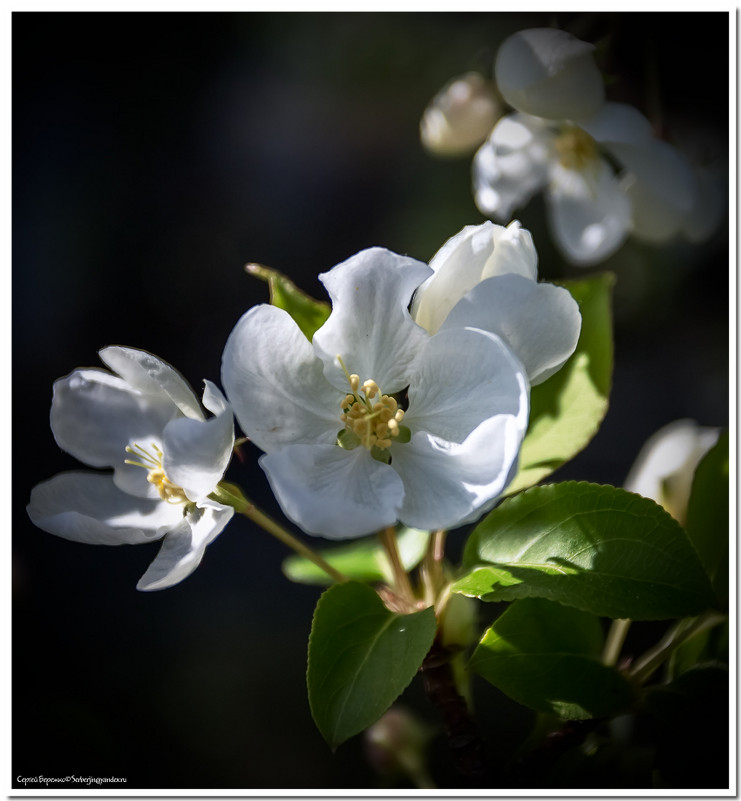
[211,483,349,584]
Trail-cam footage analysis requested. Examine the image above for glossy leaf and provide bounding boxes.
[506,273,614,495]
[307,581,437,749]
[246,262,330,340]
[283,526,429,586]
[470,598,633,720]
[685,430,729,604]
[455,482,716,620]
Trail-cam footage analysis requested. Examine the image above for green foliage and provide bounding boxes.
[470,598,633,720]
[307,581,437,749]
[283,526,429,586]
[247,262,330,340]
[454,482,716,620]
[507,273,614,495]
[685,430,729,605]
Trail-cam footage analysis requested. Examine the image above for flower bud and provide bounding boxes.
[625,420,720,526]
[420,72,501,157]
[495,28,604,122]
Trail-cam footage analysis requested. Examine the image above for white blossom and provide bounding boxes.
[625,419,720,526]
[472,101,693,265]
[412,221,581,385]
[420,72,501,157]
[222,247,532,540]
[28,347,235,590]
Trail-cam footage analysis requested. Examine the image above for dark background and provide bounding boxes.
[13,11,729,790]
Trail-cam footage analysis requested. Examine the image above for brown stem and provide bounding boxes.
[420,637,488,785]
[378,526,416,607]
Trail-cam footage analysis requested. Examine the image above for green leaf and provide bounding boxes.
[454,482,716,620]
[470,598,633,720]
[506,273,614,495]
[307,581,437,749]
[283,526,429,586]
[246,262,330,340]
[685,430,729,604]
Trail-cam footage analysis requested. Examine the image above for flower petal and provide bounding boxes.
[162,401,234,503]
[391,415,525,531]
[136,501,234,591]
[259,444,404,539]
[50,368,174,470]
[579,102,653,147]
[27,471,182,545]
[473,114,552,220]
[99,346,204,421]
[546,158,631,265]
[495,28,604,122]
[412,220,538,334]
[439,274,581,386]
[313,248,432,394]
[404,326,529,443]
[613,139,697,244]
[221,304,339,452]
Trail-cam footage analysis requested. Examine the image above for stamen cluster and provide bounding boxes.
[125,442,189,504]
[554,125,597,171]
[340,374,405,451]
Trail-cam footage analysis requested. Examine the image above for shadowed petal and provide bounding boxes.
[440,274,581,386]
[313,248,432,394]
[546,159,631,266]
[100,346,204,421]
[404,326,528,443]
[392,415,526,531]
[221,304,339,452]
[27,471,182,545]
[260,444,404,540]
[136,501,234,591]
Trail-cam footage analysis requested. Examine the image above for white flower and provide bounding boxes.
[411,221,581,386]
[420,71,502,157]
[27,347,235,591]
[221,248,531,540]
[495,28,604,123]
[473,102,679,266]
[624,419,720,526]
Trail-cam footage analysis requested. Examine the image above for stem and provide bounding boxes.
[628,611,726,684]
[420,637,487,785]
[420,529,447,607]
[602,618,632,666]
[378,526,415,606]
[212,484,349,584]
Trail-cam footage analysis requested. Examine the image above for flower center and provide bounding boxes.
[336,357,406,455]
[125,442,189,504]
[554,125,598,171]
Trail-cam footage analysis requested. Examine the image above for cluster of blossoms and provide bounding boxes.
[421,28,726,266]
[28,221,581,586]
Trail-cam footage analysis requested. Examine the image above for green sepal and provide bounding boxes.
[394,425,412,444]
[454,482,716,620]
[283,526,430,586]
[470,598,634,720]
[336,428,360,450]
[247,262,330,340]
[307,581,437,749]
[507,273,614,495]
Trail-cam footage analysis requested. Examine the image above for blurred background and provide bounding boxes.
[13,11,729,790]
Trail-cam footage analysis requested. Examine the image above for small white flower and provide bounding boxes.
[625,419,720,526]
[495,28,604,123]
[28,347,235,591]
[412,221,581,386]
[222,248,531,540]
[473,102,681,265]
[420,71,502,157]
